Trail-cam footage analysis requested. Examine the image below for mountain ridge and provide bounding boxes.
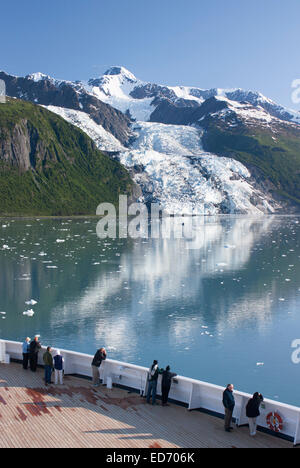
[1,67,300,214]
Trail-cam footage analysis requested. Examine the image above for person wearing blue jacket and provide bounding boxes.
[223,384,235,432]
[147,360,161,405]
[22,337,30,370]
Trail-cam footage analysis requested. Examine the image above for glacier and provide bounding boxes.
[118,122,275,214]
[44,104,278,214]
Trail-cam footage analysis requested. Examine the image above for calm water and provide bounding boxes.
[0,216,300,405]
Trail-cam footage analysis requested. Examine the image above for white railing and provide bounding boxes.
[1,338,300,445]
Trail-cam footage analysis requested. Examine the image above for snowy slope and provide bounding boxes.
[45,106,126,152]
[118,122,278,214]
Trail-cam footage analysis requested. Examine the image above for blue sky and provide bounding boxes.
[1,0,300,108]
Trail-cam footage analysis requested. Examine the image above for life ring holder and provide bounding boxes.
[266,412,283,432]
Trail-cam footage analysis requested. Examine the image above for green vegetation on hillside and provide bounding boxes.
[0,98,133,215]
[202,119,300,206]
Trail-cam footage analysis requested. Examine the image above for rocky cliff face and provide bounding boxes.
[0,98,135,215]
[0,119,51,171]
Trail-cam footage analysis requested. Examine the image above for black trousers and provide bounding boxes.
[162,385,171,405]
[29,353,38,372]
[22,353,29,370]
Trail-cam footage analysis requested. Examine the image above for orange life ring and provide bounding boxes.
[266,412,283,432]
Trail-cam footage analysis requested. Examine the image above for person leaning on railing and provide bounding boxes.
[91,347,107,387]
[146,360,163,405]
[29,336,41,372]
[246,392,264,437]
[161,365,177,406]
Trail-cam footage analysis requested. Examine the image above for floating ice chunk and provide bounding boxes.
[23,309,35,317]
[106,346,116,351]
[56,239,65,243]
[0,312,6,315]
[2,245,10,250]
[46,266,58,269]
[25,300,37,306]
[39,251,47,256]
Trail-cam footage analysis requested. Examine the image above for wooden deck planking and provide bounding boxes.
[0,362,293,448]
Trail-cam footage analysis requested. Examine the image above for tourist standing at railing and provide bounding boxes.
[43,347,53,385]
[53,350,64,385]
[161,365,177,406]
[91,347,107,387]
[29,336,41,372]
[22,337,30,370]
[146,360,162,405]
[223,384,235,432]
[246,392,264,437]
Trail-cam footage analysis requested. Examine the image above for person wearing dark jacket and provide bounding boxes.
[223,384,235,432]
[246,392,264,436]
[91,347,107,387]
[43,347,53,385]
[29,336,41,372]
[161,366,177,406]
[53,350,64,385]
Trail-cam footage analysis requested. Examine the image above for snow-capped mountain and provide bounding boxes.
[1,66,300,214]
[82,66,300,125]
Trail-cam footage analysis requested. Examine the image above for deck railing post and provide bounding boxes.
[293,413,300,445]
[235,395,248,427]
[0,340,6,363]
[188,382,202,410]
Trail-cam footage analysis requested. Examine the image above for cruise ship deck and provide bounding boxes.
[0,362,293,448]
